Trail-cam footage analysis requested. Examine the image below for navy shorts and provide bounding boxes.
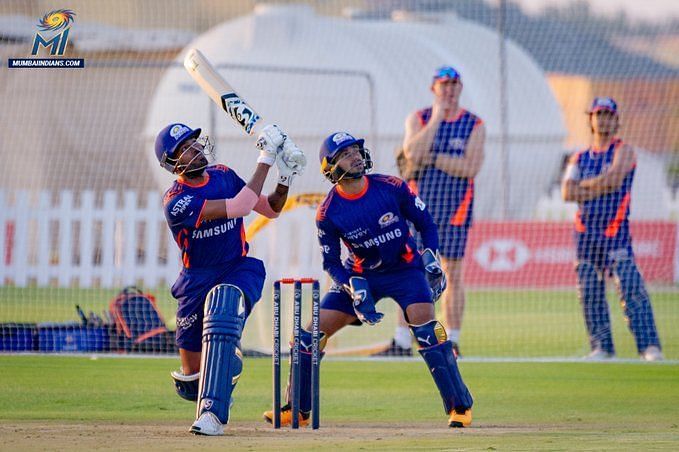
[415,222,469,260]
[322,267,433,324]
[438,224,470,259]
[171,256,265,352]
[575,231,634,271]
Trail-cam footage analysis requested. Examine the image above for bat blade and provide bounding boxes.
[183,48,262,136]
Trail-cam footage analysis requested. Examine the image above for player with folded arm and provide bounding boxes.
[561,97,662,362]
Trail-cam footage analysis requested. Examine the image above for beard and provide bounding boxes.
[182,155,208,178]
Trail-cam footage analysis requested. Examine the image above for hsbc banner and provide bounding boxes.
[465,222,676,287]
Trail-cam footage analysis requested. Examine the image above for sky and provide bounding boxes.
[509,0,679,23]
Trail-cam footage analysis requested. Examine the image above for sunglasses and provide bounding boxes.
[434,67,461,81]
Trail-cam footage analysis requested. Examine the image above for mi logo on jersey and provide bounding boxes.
[415,196,426,211]
[447,137,467,150]
[378,212,399,228]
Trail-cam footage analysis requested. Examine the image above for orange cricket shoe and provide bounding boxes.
[263,404,310,427]
[448,407,472,428]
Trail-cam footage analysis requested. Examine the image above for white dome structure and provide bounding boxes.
[145,3,567,220]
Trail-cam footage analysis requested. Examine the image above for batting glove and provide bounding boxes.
[344,277,383,325]
[276,138,307,186]
[256,124,286,166]
[281,138,307,172]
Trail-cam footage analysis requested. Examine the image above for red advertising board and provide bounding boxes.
[464,222,676,287]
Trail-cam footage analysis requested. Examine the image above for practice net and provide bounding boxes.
[0,0,677,358]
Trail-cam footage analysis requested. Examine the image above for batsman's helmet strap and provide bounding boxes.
[155,123,201,172]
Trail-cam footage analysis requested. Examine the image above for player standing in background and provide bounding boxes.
[264,131,473,428]
[383,66,485,358]
[561,97,663,361]
[156,122,306,435]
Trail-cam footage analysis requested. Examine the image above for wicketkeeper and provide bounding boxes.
[263,131,474,428]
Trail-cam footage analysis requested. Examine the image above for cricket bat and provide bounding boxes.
[183,48,263,136]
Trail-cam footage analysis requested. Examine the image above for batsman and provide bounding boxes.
[156,122,306,435]
[263,132,474,428]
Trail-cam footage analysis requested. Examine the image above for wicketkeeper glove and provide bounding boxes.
[422,248,447,302]
[256,124,286,166]
[344,276,383,325]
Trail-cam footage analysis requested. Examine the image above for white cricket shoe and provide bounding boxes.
[190,411,224,436]
[640,346,663,362]
[584,348,615,361]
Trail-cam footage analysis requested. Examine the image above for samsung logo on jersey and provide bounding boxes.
[192,218,238,239]
[171,195,193,216]
[352,228,402,249]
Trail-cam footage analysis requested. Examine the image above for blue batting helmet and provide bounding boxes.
[155,123,201,172]
[319,132,372,183]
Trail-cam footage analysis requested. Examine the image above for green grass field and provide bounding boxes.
[0,356,677,450]
[1,286,678,448]
[1,286,677,358]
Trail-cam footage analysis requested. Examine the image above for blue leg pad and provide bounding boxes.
[286,328,326,413]
[171,370,199,401]
[412,321,473,414]
[576,261,614,353]
[196,284,245,425]
[612,259,661,353]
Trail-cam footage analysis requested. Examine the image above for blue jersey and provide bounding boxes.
[567,138,635,238]
[316,174,439,286]
[414,108,482,227]
[163,165,248,269]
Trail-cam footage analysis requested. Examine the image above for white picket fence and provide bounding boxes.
[0,190,180,288]
[4,188,679,288]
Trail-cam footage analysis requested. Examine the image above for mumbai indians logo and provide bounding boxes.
[170,124,190,140]
[32,9,76,56]
[447,137,467,150]
[378,212,399,228]
[332,132,353,145]
[221,93,260,134]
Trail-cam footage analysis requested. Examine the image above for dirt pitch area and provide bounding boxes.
[5,421,672,451]
[0,420,582,451]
